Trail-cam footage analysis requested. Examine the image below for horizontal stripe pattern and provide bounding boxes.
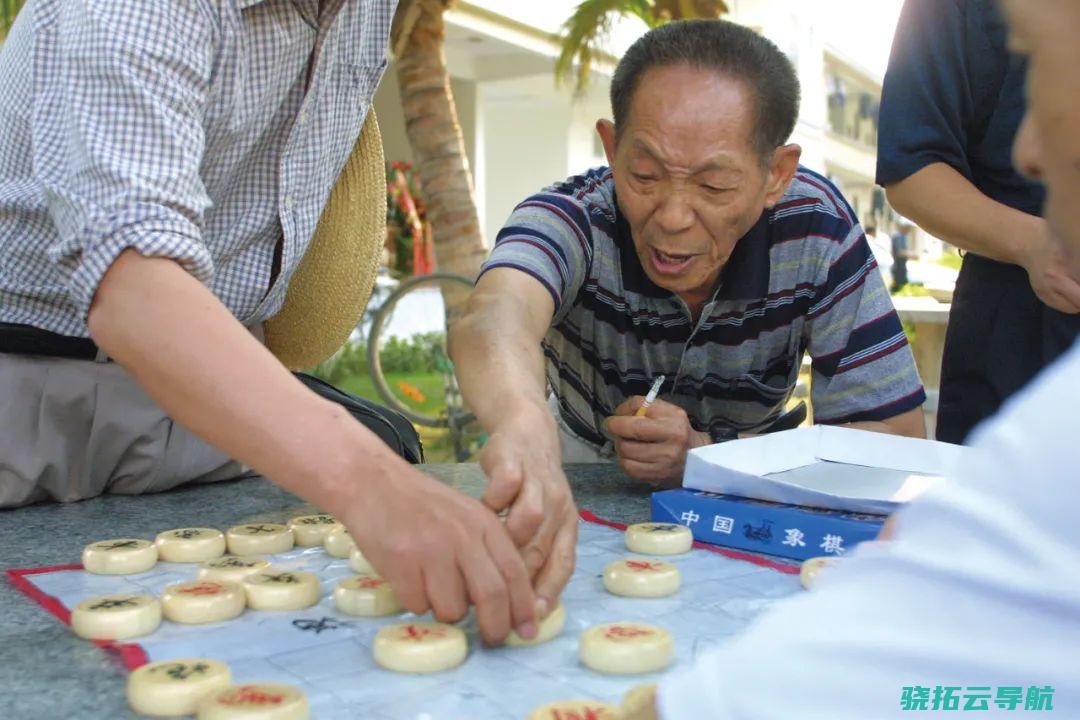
[480,166,925,450]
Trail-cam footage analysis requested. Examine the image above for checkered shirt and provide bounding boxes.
[0,0,396,337]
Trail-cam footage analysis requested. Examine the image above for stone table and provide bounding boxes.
[893,294,952,437]
[0,464,666,720]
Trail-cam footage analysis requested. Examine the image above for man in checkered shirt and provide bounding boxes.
[0,0,567,645]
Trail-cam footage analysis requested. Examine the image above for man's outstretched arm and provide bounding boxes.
[449,267,578,616]
[886,164,1080,313]
[89,251,537,645]
[844,407,926,439]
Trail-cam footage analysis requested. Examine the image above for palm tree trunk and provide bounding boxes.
[394,0,487,288]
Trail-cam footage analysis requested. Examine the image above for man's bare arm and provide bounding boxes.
[88,251,372,502]
[844,407,926,439]
[88,250,536,644]
[886,163,1080,313]
[885,163,1038,264]
[449,268,578,612]
[450,268,555,434]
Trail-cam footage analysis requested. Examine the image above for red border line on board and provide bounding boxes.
[5,566,150,670]
[579,510,799,575]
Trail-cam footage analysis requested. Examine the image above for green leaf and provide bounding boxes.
[554,0,727,96]
[555,0,654,96]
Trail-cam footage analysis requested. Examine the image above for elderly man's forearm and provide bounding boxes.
[843,407,926,439]
[449,305,550,431]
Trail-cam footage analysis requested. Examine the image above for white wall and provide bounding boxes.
[480,76,572,244]
[567,81,612,171]
[372,67,412,166]
[478,73,613,244]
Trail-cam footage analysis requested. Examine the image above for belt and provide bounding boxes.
[0,323,107,361]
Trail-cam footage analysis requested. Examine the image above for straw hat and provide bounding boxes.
[265,111,386,369]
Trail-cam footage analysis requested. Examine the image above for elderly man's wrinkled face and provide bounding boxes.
[597,65,800,310]
[1006,0,1080,273]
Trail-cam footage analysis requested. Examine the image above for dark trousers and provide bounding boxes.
[937,254,1080,444]
[891,259,908,292]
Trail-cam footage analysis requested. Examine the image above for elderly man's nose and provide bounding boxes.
[655,192,695,234]
[1013,113,1043,182]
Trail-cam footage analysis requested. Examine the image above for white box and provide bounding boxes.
[682,426,972,515]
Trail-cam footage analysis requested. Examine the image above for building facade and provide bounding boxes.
[374,0,924,251]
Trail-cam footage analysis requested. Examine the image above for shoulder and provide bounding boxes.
[765,168,872,289]
[525,167,615,219]
[546,166,615,202]
[895,0,968,30]
[768,167,858,247]
[510,167,617,244]
[41,0,224,56]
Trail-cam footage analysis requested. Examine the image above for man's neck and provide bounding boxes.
[678,276,723,323]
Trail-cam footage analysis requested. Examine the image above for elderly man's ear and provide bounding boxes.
[764,143,802,208]
[596,119,618,165]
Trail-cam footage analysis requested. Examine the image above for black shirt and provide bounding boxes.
[877,0,1043,214]
[876,0,1080,445]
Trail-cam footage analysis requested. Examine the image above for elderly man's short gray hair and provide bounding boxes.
[611,19,801,159]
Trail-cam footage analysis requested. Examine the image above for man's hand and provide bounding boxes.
[90,253,538,647]
[617,684,661,720]
[344,460,538,646]
[604,396,709,486]
[478,400,578,618]
[1019,218,1080,314]
[876,514,899,541]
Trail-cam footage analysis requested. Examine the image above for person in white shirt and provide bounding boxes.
[864,223,895,284]
[626,1,1080,716]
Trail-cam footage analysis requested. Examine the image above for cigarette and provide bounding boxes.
[635,375,666,417]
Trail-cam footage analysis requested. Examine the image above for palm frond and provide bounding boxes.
[554,0,654,95]
[651,0,728,23]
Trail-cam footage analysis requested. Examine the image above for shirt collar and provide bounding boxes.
[716,210,771,301]
[614,197,772,304]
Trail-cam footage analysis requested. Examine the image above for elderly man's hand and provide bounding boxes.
[604,396,710,486]
[346,461,536,646]
[478,400,579,618]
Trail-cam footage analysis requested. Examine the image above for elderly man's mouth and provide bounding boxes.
[649,247,697,275]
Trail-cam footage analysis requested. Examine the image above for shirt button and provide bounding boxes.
[300,111,309,124]
[284,196,295,211]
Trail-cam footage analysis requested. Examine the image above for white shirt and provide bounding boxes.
[660,341,1080,718]
[869,230,895,276]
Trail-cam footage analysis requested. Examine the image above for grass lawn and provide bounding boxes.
[336,370,466,462]
[338,371,449,419]
[937,253,963,271]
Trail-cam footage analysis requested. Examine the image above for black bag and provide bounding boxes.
[293,372,423,464]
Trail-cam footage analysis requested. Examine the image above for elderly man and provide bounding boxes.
[623,0,1080,716]
[451,20,926,497]
[0,0,561,645]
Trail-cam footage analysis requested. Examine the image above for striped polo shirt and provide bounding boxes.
[480,166,925,452]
